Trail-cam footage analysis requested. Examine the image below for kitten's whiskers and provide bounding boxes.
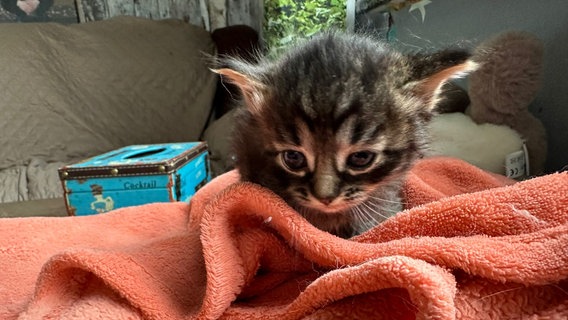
[368,195,409,206]
[361,201,393,221]
[365,200,401,215]
[352,206,381,231]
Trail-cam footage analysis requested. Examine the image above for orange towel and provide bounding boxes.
[1,157,567,319]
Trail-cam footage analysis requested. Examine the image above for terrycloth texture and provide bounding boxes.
[1,157,567,319]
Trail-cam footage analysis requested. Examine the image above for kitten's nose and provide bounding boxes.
[318,197,334,206]
[313,173,339,206]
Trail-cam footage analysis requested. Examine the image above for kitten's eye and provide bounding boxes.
[282,150,307,171]
[346,151,376,170]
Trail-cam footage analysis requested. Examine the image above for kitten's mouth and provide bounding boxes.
[298,198,355,215]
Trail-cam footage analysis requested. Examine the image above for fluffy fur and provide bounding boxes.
[427,112,524,174]
[467,31,547,175]
[215,32,475,237]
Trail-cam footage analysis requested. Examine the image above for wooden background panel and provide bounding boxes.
[227,0,263,36]
[77,0,205,26]
[77,0,263,33]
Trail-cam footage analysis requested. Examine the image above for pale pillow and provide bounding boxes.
[427,112,523,175]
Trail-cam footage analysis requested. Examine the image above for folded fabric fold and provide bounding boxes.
[1,157,566,319]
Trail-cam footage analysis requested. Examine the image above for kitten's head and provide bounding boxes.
[214,32,475,235]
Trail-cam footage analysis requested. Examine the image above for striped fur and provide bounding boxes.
[216,32,474,238]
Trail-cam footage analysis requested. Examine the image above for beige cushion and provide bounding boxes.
[0,16,217,169]
[202,108,237,176]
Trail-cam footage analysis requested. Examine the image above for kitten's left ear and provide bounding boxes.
[211,68,266,114]
[405,50,478,111]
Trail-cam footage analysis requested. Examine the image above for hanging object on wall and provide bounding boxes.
[354,0,433,41]
[0,0,76,23]
[2,0,53,21]
[408,0,431,22]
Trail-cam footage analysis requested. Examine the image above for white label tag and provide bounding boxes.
[522,142,530,177]
[505,149,526,179]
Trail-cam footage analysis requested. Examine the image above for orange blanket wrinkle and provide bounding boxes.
[1,157,567,319]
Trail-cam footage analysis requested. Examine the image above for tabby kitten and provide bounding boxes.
[215,32,476,238]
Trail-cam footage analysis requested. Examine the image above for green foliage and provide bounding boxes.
[264,0,346,55]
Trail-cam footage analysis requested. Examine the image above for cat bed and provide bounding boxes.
[1,157,567,319]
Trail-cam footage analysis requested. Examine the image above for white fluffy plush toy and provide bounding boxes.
[427,31,547,178]
[466,31,547,175]
[427,112,524,175]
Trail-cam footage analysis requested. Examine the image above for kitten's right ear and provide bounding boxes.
[211,68,266,114]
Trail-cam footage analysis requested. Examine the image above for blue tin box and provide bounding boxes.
[58,142,210,216]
